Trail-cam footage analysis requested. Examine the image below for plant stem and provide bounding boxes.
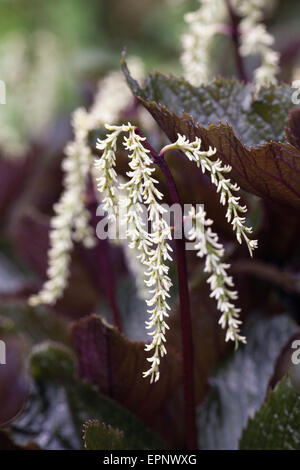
[87,177,122,331]
[225,0,248,83]
[97,236,122,331]
[158,158,197,451]
[137,130,197,449]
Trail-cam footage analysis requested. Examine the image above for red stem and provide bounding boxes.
[137,130,197,449]
[225,0,248,83]
[87,178,122,331]
[98,237,122,331]
[157,156,197,450]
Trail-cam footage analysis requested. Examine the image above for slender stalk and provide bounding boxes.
[87,177,122,331]
[158,157,197,450]
[137,130,197,449]
[225,0,248,82]
[97,236,122,331]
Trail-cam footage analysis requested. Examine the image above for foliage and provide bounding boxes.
[0,0,300,452]
[9,341,164,450]
[196,314,297,449]
[240,377,300,450]
[83,421,125,450]
[122,62,300,209]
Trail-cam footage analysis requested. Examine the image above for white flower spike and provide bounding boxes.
[29,57,144,308]
[95,124,173,383]
[28,134,95,307]
[161,134,258,257]
[181,0,279,88]
[188,205,246,346]
[181,0,228,86]
[95,127,258,380]
[234,0,280,87]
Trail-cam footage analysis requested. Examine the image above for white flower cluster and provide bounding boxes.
[188,206,245,345]
[181,0,279,88]
[233,0,280,86]
[95,126,124,222]
[162,135,258,256]
[95,124,173,382]
[91,58,152,297]
[181,0,228,86]
[28,112,95,307]
[29,58,145,307]
[95,127,258,376]
[105,176,150,300]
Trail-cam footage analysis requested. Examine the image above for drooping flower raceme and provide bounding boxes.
[181,0,279,88]
[188,206,245,345]
[95,124,173,383]
[28,125,95,307]
[181,0,228,86]
[233,0,280,87]
[95,127,257,379]
[160,134,257,347]
[105,176,151,300]
[29,108,95,307]
[29,57,145,307]
[161,134,258,257]
[237,2,280,87]
[95,125,124,222]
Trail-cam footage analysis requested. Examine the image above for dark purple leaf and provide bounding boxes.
[122,62,300,210]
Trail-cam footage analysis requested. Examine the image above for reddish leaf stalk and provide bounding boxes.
[157,157,197,450]
[225,0,248,83]
[87,178,122,331]
[97,237,122,332]
[137,130,197,449]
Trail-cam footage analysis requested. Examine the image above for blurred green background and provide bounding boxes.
[0,0,197,112]
[0,0,199,157]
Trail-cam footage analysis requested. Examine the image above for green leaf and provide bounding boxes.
[123,67,292,148]
[83,420,125,450]
[122,61,300,210]
[240,378,300,450]
[30,341,75,382]
[9,341,165,450]
[268,331,300,391]
[196,314,296,450]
